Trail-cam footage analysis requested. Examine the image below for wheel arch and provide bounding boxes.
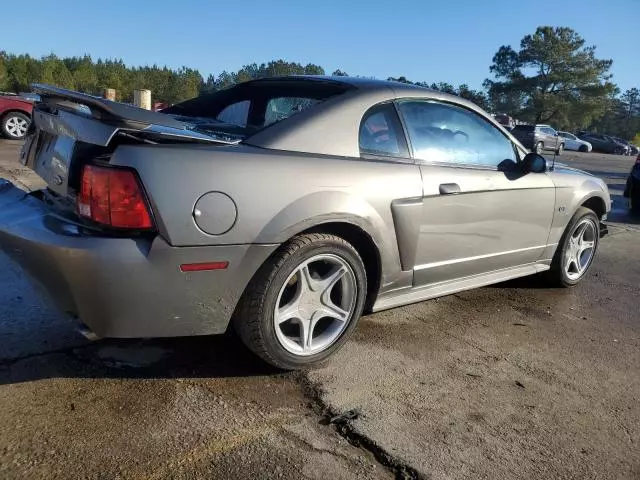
[298,221,382,312]
[580,195,607,219]
[0,108,32,121]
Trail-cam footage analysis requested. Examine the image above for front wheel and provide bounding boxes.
[546,207,600,287]
[579,145,588,153]
[234,233,367,369]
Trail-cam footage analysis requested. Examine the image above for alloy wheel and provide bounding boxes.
[274,254,357,356]
[5,115,29,138]
[564,218,597,280]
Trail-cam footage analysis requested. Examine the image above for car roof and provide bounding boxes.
[247,75,468,103]
[244,76,526,158]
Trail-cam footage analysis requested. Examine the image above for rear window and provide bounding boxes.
[162,80,352,139]
[512,125,534,132]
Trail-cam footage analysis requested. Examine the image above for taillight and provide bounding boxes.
[78,165,153,230]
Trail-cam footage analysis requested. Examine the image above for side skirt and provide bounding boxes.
[372,262,550,312]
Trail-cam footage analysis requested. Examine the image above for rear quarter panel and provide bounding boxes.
[111,144,423,288]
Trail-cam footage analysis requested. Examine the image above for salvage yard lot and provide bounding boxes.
[0,140,638,479]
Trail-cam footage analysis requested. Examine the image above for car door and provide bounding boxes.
[396,99,556,286]
[564,132,578,150]
[543,127,558,150]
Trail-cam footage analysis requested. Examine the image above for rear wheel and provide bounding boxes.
[534,142,543,154]
[234,233,367,370]
[555,143,564,155]
[1,112,30,140]
[546,207,599,287]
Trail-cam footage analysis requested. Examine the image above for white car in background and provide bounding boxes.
[558,131,592,152]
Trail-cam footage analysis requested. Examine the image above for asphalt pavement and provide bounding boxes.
[0,140,638,479]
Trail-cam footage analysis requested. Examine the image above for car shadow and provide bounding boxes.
[486,273,553,290]
[0,330,283,386]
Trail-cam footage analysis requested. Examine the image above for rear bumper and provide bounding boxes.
[0,180,277,338]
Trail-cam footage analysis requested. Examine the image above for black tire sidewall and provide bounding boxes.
[535,142,543,154]
[252,237,366,368]
[553,208,600,286]
[1,112,30,139]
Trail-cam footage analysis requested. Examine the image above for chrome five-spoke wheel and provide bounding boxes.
[234,233,366,370]
[564,218,597,281]
[274,254,357,356]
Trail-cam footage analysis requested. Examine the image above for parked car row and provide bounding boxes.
[577,132,637,155]
[507,122,638,157]
[510,124,568,154]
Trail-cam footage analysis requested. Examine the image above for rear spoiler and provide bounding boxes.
[32,84,187,129]
[30,84,240,145]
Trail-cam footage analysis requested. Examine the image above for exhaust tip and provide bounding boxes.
[78,323,101,341]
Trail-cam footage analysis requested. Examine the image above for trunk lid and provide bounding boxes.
[20,84,240,197]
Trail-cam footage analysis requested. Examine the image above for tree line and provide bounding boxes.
[0,26,637,141]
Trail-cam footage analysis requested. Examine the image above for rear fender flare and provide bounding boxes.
[254,190,401,281]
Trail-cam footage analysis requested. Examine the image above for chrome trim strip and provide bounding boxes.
[414,244,556,271]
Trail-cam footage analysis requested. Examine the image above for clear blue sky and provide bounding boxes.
[2,0,636,91]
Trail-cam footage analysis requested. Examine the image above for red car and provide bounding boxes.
[0,95,34,140]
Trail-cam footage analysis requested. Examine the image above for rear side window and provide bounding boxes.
[162,80,352,138]
[216,100,250,126]
[359,103,409,158]
[397,100,516,167]
[265,97,320,126]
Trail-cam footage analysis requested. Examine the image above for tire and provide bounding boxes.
[555,143,564,155]
[534,142,543,154]
[578,145,588,153]
[546,207,600,287]
[1,112,30,140]
[233,233,367,370]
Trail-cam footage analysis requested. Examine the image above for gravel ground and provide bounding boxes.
[0,140,638,479]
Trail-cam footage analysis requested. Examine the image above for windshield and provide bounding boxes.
[162,79,352,139]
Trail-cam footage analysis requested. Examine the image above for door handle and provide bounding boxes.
[439,183,461,195]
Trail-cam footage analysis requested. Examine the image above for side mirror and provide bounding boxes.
[522,153,547,173]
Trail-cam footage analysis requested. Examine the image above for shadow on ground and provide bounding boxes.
[0,331,282,386]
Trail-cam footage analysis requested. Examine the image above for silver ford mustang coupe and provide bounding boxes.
[0,77,610,369]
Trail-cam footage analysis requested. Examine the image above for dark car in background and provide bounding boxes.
[579,133,628,155]
[0,94,34,140]
[493,113,515,130]
[624,153,640,213]
[511,124,564,154]
[611,137,639,156]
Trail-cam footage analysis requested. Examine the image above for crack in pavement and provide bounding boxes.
[296,372,426,480]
